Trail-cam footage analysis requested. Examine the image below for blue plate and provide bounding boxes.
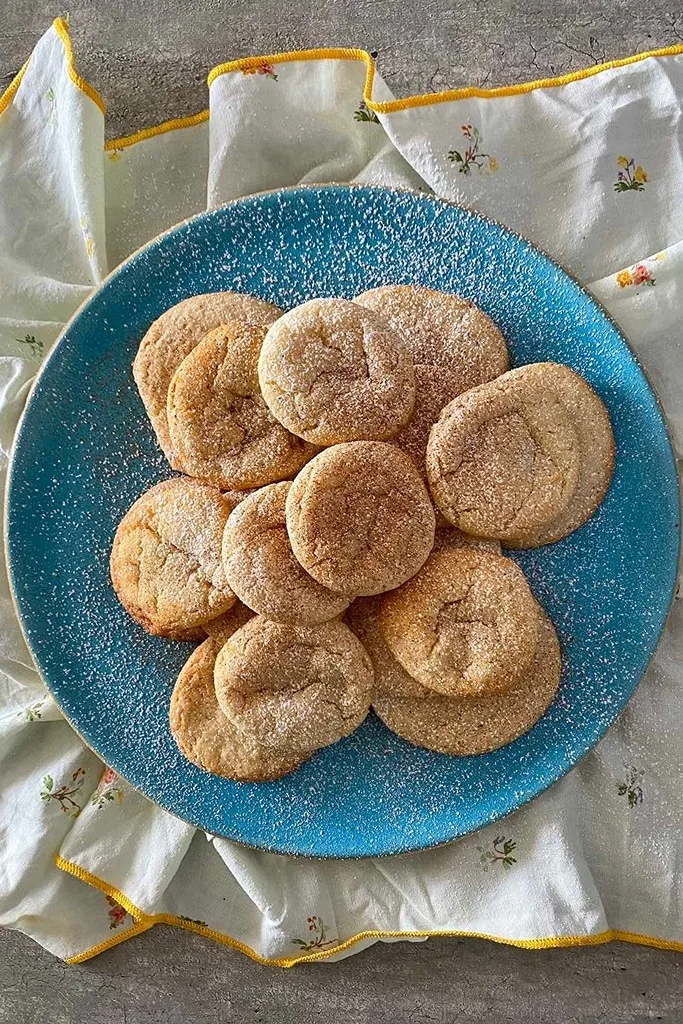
[6,185,679,858]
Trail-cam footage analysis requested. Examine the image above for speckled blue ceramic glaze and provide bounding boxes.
[6,185,679,858]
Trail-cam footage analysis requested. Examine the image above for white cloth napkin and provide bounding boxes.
[1,18,682,965]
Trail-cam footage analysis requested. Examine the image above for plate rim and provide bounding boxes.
[5,182,681,859]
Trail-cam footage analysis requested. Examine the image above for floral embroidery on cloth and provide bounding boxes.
[354,100,380,123]
[39,767,86,818]
[292,915,338,951]
[614,156,648,192]
[105,894,130,930]
[242,62,278,81]
[617,764,644,807]
[90,766,125,808]
[477,834,517,870]
[16,334,43,359]
[616,262,656,288]
[20,699,45,720]
[449,124,498,174]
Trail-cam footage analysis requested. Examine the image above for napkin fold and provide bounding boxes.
[1,19,681,964]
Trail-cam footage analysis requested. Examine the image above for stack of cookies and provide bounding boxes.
[110,285,614,782]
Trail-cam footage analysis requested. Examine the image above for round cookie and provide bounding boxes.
[167,323,317,490]
[285,442,436,597]
[346,598,430,699]
[222,482,349,625]
[426,370,581,543]
[377,548,540,697]
[133,291,282,463]
[257,297,416,445]
[501,363,615,547]
[354,285,509,384]
[110,478,237,639]
[214,617,373,756]
[374,608,561,756]
[170,638,304,781]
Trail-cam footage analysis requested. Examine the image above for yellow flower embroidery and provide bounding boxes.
[79,215,95,259]
[614,157,648,192]
[488,156,499,173]
[616,270,632,288]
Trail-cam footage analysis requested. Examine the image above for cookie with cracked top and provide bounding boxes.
[355,285,509,477]
[374,607,561,755]
[133,291,282,463]
[501,363,615,547]
[110,478,238,639]
[427,366,581,543]
[222,481,349,625]
[257,297,416,445]
[346,597,430,699]
[213,616,373,756]
[377,547,540,697]
[167,322,317,490]
[170,636,305,781]
[285,441,436,597]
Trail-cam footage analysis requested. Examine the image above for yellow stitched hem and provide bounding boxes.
[55,855,683,967]
[206,42,683,113]
[56,856,146,920]
[52,18,106,114]
[105,109,209,152]
[65,920,155,964]
[207,47,371,85]
[3,22,683,143]
[0,58,30,117]
[0,18,105,121]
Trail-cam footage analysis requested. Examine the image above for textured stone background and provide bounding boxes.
[2,3,683,1020]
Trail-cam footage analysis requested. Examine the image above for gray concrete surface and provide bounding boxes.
[2,2,683,1021]
[2,2,683,138]
[2,925,683,1024]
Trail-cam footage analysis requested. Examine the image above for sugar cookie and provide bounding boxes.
[378,548,540,696]
[502,363,615,547]
[133,292,281,462]
[286,442,436,597]
[355,284,508,383]
[258,298,415,445]
[214,617,373,756]
[346,598,430,699]
[222,482,349,624]
[110,478,237,638]
[170,638,304,781]
[374,608,560,755]
[167,322,316,489]
[427,369,581,542]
